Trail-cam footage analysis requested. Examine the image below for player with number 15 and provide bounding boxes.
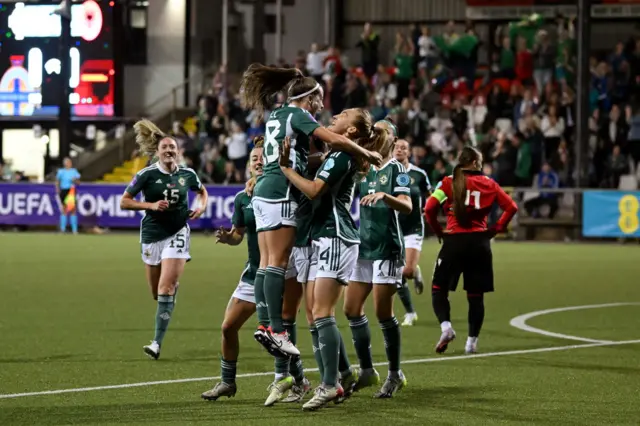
[120,119,208,360]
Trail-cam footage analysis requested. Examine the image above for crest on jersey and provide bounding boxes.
[323,158,335,171]
[379,174,388,185]
[178,177,186,186]
[396,173,410,186]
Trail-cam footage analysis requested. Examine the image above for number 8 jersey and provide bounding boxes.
[432,170,513,234]
[254,105,320,202]
[126,162,202,243]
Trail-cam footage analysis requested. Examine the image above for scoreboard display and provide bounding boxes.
[0,0,115,117]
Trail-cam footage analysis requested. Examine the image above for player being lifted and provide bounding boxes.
[344,123,412,399]
[201,141,310,403]
[424,146,517,354]
[239,64,382,356]
[120,119,208,360]
[393,138,431,326]
[280,108,386,410]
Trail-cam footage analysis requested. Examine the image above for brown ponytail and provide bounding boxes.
[452,165,468,225]
[240,63,318,114]
[451,145,482,226]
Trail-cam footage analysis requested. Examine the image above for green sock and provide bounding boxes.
[348,315,373,370]
[309,326,324,379]
[220,357,237,385]
[153,294,175,345]
[396,278,415,314]
[254,269,269,327]
[316,316,340,387]
[283,320,304,382]
[264,266,286,333]
[380,317,401,372]
[274,355,290,381]
[338,332,351,377]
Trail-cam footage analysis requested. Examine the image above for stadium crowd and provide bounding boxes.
[168,16,640,192]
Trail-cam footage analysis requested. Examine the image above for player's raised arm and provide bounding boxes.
[279,137,328,200]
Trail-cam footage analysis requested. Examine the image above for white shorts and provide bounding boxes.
[313,237,359,285]
[251,198,298,232]
[350,259,403,285]
[286,246,313,283]
[231,281,255,304]
[404,234,424,251]
[141,226,191,266]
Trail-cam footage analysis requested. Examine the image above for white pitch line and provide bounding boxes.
[509,302,640,343]
[2,339,640,400]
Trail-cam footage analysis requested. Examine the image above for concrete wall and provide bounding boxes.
[124,0,199,117]
[237,0,329,65]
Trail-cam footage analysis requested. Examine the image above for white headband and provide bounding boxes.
[288,83,321,100]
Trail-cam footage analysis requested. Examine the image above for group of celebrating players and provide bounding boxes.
[119,63,518,411]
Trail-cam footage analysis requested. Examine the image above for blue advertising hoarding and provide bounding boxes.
[583,191,640,238]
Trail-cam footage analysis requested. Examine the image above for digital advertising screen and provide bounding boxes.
[0,0,115,117]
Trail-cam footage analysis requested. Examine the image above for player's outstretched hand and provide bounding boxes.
[360,192,386,206]
[189,208,203,220]
[215,226,232,244]
[151,200,169,211]
[367,150,383,167]
[279,137,292,168]
[245,177,257,196]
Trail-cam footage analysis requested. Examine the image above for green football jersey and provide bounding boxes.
[399,164,431,237]
[358,159,411,262]
[232,190,260,285]
[126,163,202,244]
[294,187,313,248]
[254,105,321,202]
[310,151,360,245]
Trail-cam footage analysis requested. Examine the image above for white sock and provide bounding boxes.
[274,373,286,382]
[440,321,452,332]
[466,336,478,346]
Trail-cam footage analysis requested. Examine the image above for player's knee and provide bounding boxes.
[221,320,239,339]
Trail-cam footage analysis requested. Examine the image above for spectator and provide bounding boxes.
[513,135,533,186]
[430,158,448,186]
[376,72,398,106]
[224,120,249,182]
[606,145,629,188]
[516,36,534,86]
[497,35,516,79]
[609,41,627,74]
[514,87,537,124]
[520,113,544,173]
[306,43,327,82]
[541,105,565,160]
[395,43,414,102]
[357,22,381,78]
[532,30,556,95]
[600,104,629,151]
[525,161,560,218]
[344,73,368,109]
[418,25,438,75]
[450,97,469,138]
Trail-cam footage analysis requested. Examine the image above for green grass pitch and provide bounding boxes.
[0,233,639,425]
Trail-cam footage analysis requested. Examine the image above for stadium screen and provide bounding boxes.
[0,0,115,117]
